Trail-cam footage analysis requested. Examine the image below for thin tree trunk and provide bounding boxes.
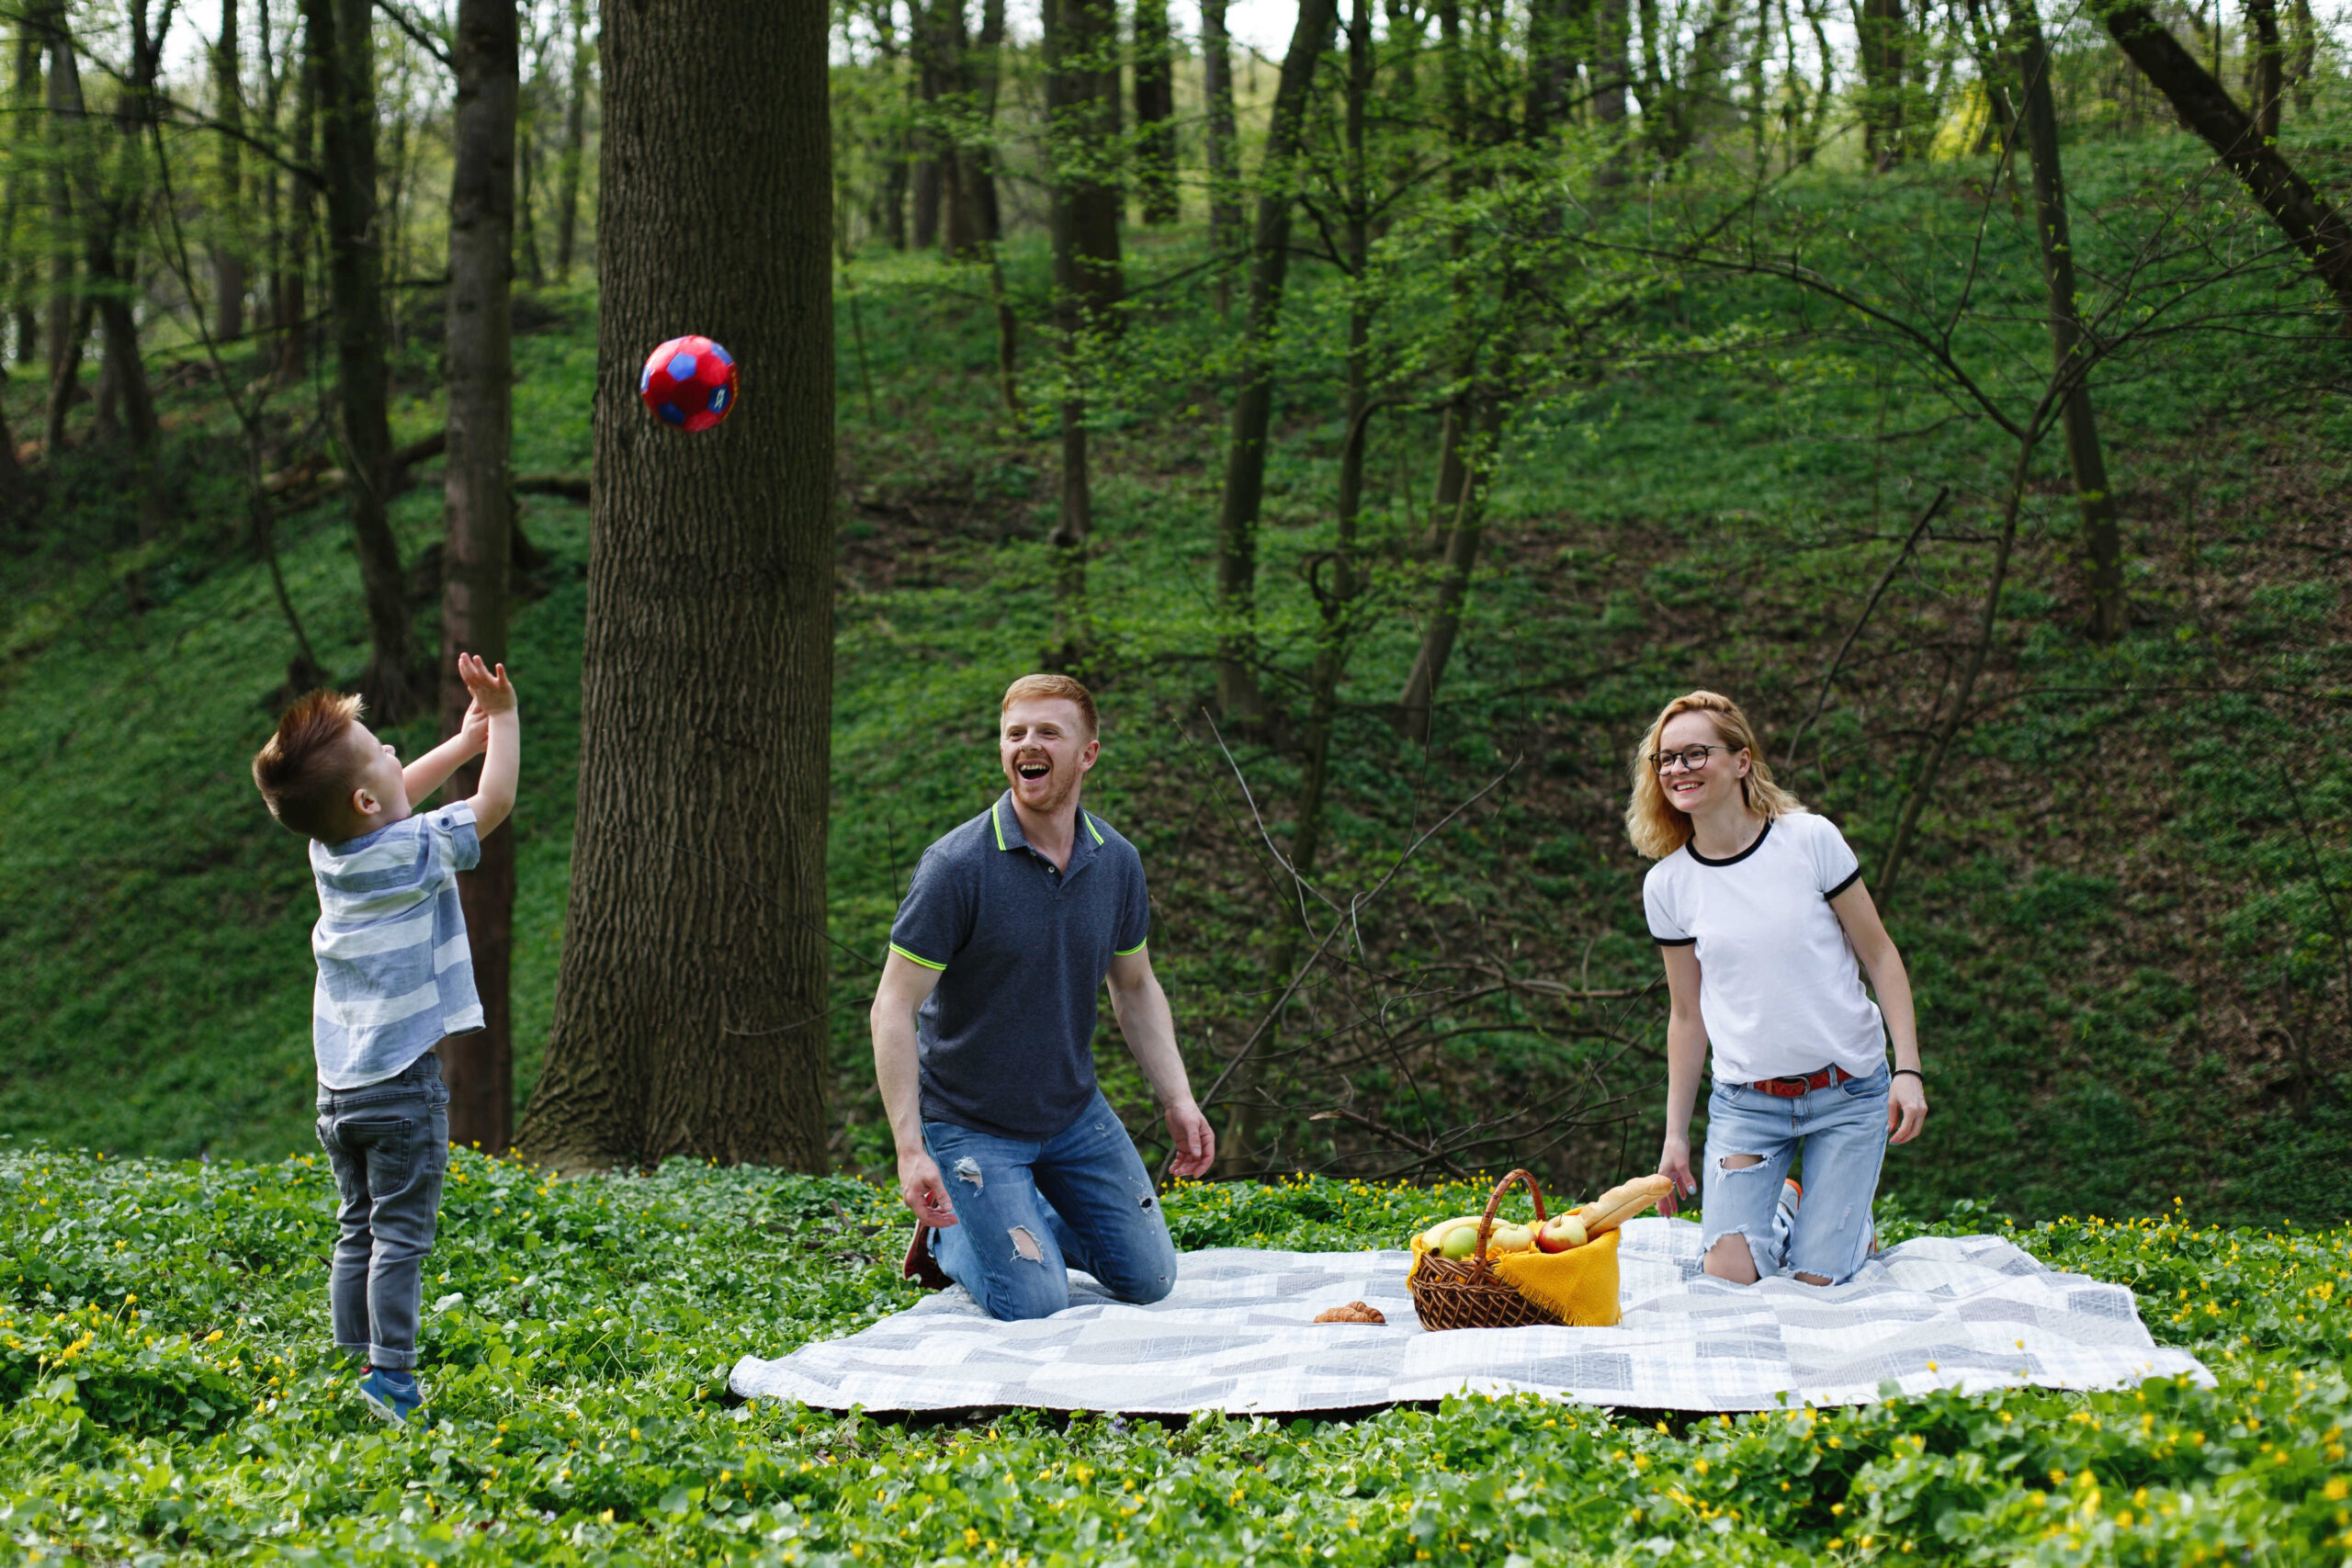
[277,33,314,388]
[213,0,247,341]
[1133,0,1178,224]
[2244,0,2282,141]
[437,0,520,1155]
[2101,0,2352,323]
[1395,394,1504,742]
[519,0,835,1173]
[555,0,589,278]
[6,19,40,367]
[2284,0,2314,115]
[1044,0,1124,658]
[1859,0,1907,171]
[39,0,78,450]
[1200,0,1241,300]
[303,0,418,716]
[1423,0,1470,553]
[910,0,950,252]
[515,73,546,288]
[2010,0,2121,641]
[1223,0,1375,1176]
[1212,0,1340,722]
[1593,0,1631,182]
[959,0,1014,410]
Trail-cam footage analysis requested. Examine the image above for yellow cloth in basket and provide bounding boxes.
[1407,1227,1623,1327]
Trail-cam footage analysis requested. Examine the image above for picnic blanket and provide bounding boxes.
[728,1217,2211,1416]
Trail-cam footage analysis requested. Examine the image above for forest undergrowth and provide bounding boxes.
[0,1143,2347,1563]
[0,126,2347,1224]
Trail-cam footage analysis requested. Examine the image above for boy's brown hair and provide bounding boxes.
[253,690,367,840]
[1000,673,1098,738]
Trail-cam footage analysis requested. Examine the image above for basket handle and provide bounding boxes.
[1471,1168,1549,1277]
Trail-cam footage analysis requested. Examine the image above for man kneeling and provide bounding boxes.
[872,674,1216,1321]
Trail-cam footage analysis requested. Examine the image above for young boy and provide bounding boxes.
[250,653,519,1425]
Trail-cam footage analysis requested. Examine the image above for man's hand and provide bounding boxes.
[458,652,515,713]
[1163,1100,1215,1179]
[1887,1075,1928,1145]
[1657,1134,1697,1217]
[899,1149,958,1227]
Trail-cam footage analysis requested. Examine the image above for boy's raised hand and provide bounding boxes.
[458,652,515,713]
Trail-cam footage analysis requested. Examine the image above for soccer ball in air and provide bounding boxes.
[638,335,740,432]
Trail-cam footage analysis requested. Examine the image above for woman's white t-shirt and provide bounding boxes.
[1642,810,1885,1085]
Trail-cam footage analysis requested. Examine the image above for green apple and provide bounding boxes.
[1439,1224,1480,1260]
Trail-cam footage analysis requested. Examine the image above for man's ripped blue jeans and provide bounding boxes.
[920,1089,1180,1321]
[1701,1066,1889,1285]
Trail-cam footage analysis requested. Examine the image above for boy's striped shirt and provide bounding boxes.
[308,801,483,1089]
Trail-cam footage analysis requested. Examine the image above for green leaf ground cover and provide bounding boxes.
[1,1145,2346,1564]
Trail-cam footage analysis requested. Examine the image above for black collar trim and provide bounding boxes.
[1686,814,1773,868]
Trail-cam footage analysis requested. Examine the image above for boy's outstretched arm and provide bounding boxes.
[400,703,486,805]
[458,654,520,836]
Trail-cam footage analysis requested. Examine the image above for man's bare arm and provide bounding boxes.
[1105,946,1216,1179]
[871,952,956,1224]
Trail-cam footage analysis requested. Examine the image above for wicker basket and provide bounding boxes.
[1409,1168,1568,1331]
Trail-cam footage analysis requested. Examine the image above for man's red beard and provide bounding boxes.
[1009,758,1080,813]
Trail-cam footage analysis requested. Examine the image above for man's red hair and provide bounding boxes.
[253,690,366,840]
[1001,673,1098,738]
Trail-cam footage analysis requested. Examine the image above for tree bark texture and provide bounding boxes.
[1200,0,1242,274]
[437,0,521,1155]
[2243,0,2282,142]
[556,0,591,279]
[38,0,79,452]
[304,0,417,716]
[213,0,247,342]
[518,0,835,1174]
[2099,0,2352,324]
[2010,4,2120,641]
[1212,0,1339,721]
[1132,0,1178,225]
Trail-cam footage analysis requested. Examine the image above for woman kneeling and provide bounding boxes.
[1630,691,1928,1286]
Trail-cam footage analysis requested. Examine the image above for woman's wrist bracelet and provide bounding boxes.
[1891,1067,1924,1083]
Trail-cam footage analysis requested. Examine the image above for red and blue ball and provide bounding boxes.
[638,335,739,432]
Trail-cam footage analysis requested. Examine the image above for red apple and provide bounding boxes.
[1535,1213,1588,1253]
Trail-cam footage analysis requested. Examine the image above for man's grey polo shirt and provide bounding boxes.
[888,791,1151,1140]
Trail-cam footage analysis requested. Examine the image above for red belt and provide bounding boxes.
[1747,1066,1860,1099]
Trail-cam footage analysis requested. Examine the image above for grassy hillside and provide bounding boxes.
[1,1144,2346,1563]
[0,129,2347,1222]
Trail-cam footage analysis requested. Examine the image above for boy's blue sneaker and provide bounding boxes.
[356,1367,425,1427]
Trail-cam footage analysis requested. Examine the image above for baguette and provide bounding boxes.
[1576,1173,1673,1236]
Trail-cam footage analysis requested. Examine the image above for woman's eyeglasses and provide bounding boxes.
[1650,744,1733,773]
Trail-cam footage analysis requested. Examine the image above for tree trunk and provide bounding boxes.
[1395,394,1504,741]
[1593,0,1631,182]
[2243,0,2282,142]
[39,0,79,452]
[1133,0,1178,225]
[437,0,521,1155]
[1044,0,1125,657]
[2010,0,2121,642]
[1423,0,1471,553]
[1200,0,1242,288]
[2100,0,2352,323]
[515,79,546,288]
[555,0,590,278]
[1212,0,1339,723]
[277,40,314,388]
[2284,0,2314,115]
[303,0,418,717]
[517,0,835,1174]
[7,18,40,368]
[213,0,247,342]
[1859,0,1907,171]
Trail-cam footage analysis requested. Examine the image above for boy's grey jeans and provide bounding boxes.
[315,1049,448,1371]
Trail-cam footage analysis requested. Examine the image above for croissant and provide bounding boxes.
[1312,1301,1386,1325]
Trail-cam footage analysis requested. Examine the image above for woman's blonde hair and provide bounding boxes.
[1623,691,1806,860]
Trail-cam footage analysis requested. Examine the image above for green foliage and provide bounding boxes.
[1,1145,2347,1563]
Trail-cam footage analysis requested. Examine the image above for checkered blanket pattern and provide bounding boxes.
[727,1218,2211,1416]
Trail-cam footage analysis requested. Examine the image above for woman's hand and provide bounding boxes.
[1887,1074,1928,1145]
[1657,1135,1697,1217]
